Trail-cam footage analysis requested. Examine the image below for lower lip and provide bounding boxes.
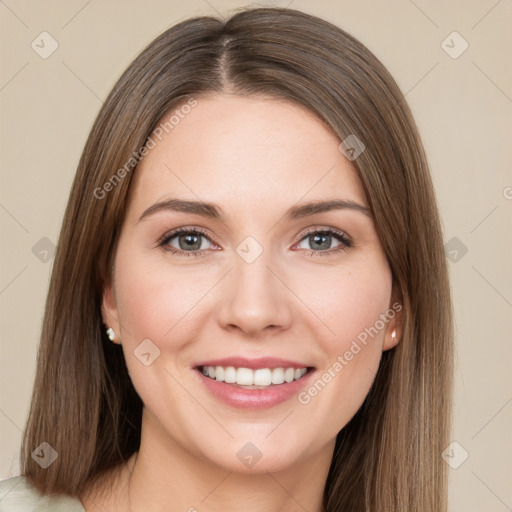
[195,368,315,409]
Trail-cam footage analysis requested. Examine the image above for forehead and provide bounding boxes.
[126,94,368,223]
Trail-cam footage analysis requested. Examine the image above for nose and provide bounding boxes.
[216,251,293,338]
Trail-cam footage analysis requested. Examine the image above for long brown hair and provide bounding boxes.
[20,7,453,511]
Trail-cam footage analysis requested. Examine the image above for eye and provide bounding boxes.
[158,227,218,257]
[158,226,353,258]
[294,227,352,256]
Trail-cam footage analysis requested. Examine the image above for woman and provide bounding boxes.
[0,6,453,511]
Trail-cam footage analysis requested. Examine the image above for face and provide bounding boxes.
[101,94,402,473]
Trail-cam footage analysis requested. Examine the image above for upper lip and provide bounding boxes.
[193,357,314,370]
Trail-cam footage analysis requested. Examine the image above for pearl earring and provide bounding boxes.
[106,327,115,341]
[391,330,396,340]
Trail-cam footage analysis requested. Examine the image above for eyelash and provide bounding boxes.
[298,226,353,257]
[157,226,353,258]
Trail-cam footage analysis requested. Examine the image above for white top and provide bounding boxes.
[0,475,85,511]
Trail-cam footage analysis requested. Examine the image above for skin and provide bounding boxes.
[81,94,402,512]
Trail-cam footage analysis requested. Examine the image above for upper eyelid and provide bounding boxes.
[299,226,351,240]
[161,226,220,247]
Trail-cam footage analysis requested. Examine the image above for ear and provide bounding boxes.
[382,284,404,352]
[101,280,122,345]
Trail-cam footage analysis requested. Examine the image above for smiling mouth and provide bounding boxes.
[197,365,314,389]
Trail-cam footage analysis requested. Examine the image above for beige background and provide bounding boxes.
[1,1,511,510]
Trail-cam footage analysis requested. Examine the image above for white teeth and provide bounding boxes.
[200,365,310,387]
[271,368,285,385]
[236,367,254,385]
[215,366,224,382]
[224,366,236,384]
[254,368,272,386]
[286,368,296,383]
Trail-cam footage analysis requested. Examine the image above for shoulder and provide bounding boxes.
[0,475,85,512]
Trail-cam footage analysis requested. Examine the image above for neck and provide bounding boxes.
[125,410,333,512]
[80,409,334,512]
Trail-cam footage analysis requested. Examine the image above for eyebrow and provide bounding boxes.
[137,198,372,224]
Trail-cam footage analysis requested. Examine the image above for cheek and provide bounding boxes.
[112,250,210,418]
[293,262,392,431]
[114,248,215,346]
[297,261,392,350]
